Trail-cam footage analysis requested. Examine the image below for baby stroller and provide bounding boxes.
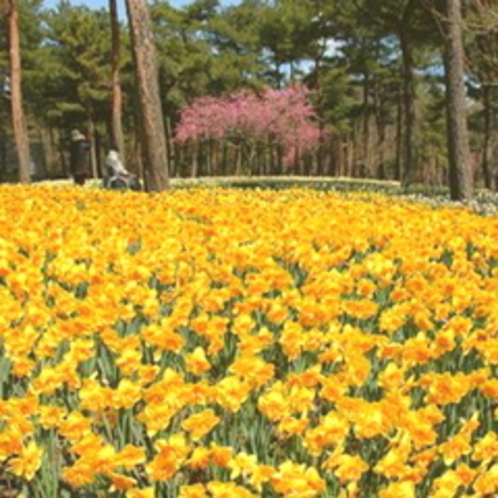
[104,150,142,191]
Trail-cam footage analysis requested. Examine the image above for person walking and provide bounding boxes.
[69,129,91,186]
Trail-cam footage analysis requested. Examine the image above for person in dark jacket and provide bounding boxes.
[69,129,91,186]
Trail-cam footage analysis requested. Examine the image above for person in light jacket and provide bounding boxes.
[105,149,142,191]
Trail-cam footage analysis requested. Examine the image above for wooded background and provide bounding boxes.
[1,0,496,198]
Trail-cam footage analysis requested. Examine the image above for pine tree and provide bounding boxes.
[126,0,169,191]
[109,0,125,158]
[465,0,498,190]
[4,0,31,183]
[445,0,473,201]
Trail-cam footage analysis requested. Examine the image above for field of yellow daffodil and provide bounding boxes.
[1,184,498,497]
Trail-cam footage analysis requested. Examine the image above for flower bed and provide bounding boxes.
[1,184,498,497]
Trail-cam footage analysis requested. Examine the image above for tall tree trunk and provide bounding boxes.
[6,0,31,184]
[399,31,418,185]
[398,0,420,186]
[110,0,125,158]
[374,78,387,180]
[445,0,473,201]
[362,71,371,177]
[191,143,199,178]
[87,114,99,179]
[125,0,169,191]
[352,120,362,177]
[314,54,325,176]
[207,141,213,176]
[55,128,68,177]
[0,126,7,181]
[222,141,228,176]
[394,84,403,181]
[40,126,57,177]
[165,115,175,177]
[346,134,354,177]
[235,141,243,176]
[134,133,146,188]
[481,85,495,190]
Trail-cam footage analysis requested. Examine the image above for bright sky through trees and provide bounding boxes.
[42,0,234,10]
[42,0,130,10]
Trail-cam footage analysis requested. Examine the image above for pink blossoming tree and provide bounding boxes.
[175,85,320,175]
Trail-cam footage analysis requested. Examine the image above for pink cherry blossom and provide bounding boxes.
[175,85,320,163]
